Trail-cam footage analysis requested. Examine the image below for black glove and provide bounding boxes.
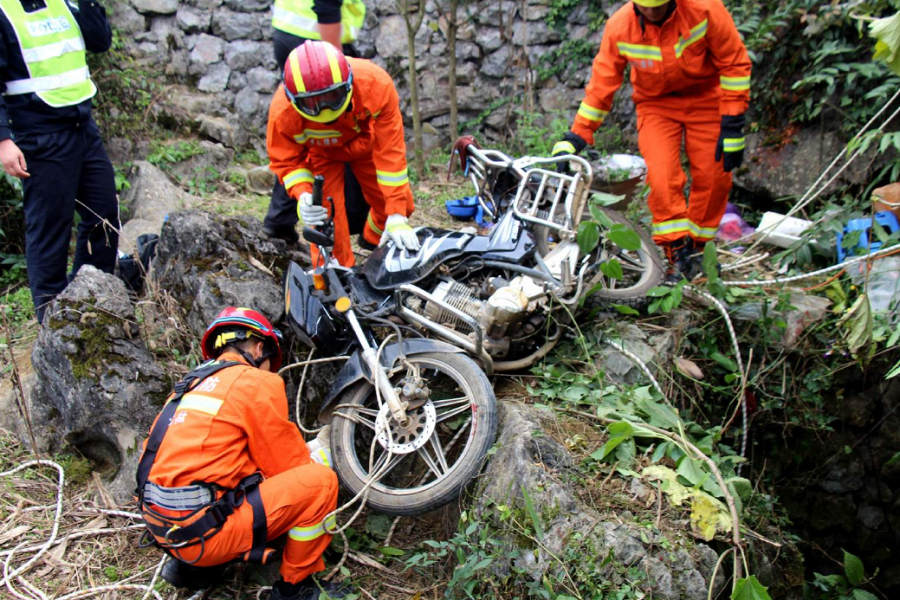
[715,114,746,173]
[552,132,587,172]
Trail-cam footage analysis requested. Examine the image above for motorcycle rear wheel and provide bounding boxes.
[330,352,498,516]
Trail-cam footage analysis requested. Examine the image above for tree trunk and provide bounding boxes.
[448,0,459,141]
[398,0,427,177]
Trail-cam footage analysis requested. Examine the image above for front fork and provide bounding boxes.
[345,309,410,427]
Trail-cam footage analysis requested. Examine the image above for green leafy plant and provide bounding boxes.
[808,550,879,600]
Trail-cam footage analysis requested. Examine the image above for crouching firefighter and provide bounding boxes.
[136,307,347,599]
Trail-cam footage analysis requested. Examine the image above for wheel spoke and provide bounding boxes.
[350,409,378,431]
[355,407,381,418]
[617,253,647,271]
[429,434,450,473]
[417,446,444,479]
[431,396,470,409]
[435,403,472,423]
[369,449,406,480]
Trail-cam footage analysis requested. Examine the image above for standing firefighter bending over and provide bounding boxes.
[267,41,419,268]
[553,0,751,282]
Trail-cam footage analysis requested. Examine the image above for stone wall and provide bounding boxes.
[109,0,635,155]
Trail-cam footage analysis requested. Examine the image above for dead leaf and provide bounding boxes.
[45,538,68,566]
[0,524,32,544]
[79,311,98,324]
[74,515,107,533]
[674,357,704,380]
[248,256,275,277]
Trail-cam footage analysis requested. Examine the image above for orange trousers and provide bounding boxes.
[636,95,732,245]
[169,464,339,584]
[305,149,415,267]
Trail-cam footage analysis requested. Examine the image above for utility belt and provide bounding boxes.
[135,360,271,565]
[139,473,271,564]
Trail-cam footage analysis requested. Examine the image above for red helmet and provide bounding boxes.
[201,307,283,372]
[283,41,353,123]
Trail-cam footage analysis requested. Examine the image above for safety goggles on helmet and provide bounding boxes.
[284,79,352,119]
[632,0,670,7]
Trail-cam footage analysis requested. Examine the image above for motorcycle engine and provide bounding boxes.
[417,276,548,359]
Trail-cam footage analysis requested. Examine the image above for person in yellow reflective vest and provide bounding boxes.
[0,0,119,323]
[264,0,369,247]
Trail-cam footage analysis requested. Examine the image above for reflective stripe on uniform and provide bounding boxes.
[674,19,708,58]
[688,221,718,239]
[288,515,337,541]
[720,75,750,91]
[143,482,214,511]
[311,447,332,468]
[552,141,576,155]
[366,212,383,235]
[21,36,84,64]
[293,129,341,144]
[376,168,409,187]
[272,5,319,39]
[177,393,225,416]
[576,101,608,123]
[4,65,88,95]
[616,42,662,61]
[651,219,690,236]
[723,137,745,152]
[284,168,314,190]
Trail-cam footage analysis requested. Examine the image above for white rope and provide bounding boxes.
[0,460,164,600]
[600,336,669,404]
[685,286,749,470]
[723,241,900,286]
[727,85,900,254]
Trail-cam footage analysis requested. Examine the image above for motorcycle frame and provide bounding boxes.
[462,146,594,238]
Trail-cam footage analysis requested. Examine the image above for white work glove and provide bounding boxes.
[297,191,328,226]
[379,214,420,252]
[306,425,333,469]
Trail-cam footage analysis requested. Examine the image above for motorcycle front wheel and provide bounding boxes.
[329,352,498,516]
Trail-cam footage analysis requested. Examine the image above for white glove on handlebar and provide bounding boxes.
[379,214,420,252]
[297,191,328,226]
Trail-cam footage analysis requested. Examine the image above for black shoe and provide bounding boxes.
[357,233,377,251]
[662,236,696,284]
[161,558,228,590]
[268,577,351,600]
[264,224,300,245]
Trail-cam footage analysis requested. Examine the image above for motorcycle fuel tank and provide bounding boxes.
[363,214,536,290]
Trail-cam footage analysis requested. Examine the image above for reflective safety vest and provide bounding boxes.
[272,0,366,45]
[0,0,96,107]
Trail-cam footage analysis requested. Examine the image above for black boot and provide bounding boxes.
[357,233,377,251]
[267,577,351,600]
[161,558,229,590]
[662,236,695,284]
[264,224,300,245]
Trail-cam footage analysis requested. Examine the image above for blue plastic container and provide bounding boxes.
[445,196,480,221]
[837,211,900,262]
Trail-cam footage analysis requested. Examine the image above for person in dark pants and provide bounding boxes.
[0,0,118,323]
[265,0,369,247]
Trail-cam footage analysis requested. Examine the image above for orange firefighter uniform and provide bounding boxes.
[567,0,751,244]
[267,58,415,267]
[139,351,338,584]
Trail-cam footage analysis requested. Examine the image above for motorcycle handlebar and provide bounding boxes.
[312,175,324,207]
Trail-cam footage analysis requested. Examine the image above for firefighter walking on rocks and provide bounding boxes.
[553,0,751,281]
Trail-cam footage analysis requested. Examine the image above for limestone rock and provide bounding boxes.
[234,87,261,118]
[247,165,276,194]
[225,40,267,71]
[212,9,262,41]
[32,266,169,502]
[153,210,307,337]
[482,46,513,78]
[165,141,235,183]
[121,161,199,228]
[471,403,723,600]
[596,322,677,386]
[131,0,178,16]
[736,129,875,201]
[198,63,231,93]
[247,67,280,93]
[189,33,224,66]
[197,114,244,148]
[224,0,270,10]
[110,3,147,34]
[375,16,408,59]
[176,6,211,33]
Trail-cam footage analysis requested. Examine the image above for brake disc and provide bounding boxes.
[375,402,437,455]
